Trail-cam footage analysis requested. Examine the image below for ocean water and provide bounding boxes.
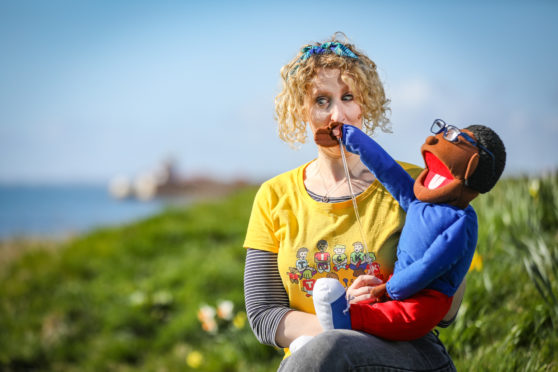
[0,184,172,239]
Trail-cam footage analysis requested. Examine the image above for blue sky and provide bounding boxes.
[1,1,557,184]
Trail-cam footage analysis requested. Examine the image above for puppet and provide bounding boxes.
[311,119,506,341]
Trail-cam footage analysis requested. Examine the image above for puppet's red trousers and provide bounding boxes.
[350,289,452,341]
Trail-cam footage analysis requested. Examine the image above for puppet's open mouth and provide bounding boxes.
[423,152,454,190]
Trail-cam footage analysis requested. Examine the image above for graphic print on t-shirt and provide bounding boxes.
[314,240,331,273]
[332,244,348,271]
[287,239,382,299]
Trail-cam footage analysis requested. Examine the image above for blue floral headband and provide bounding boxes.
[299,42,359,61]
[289,41,358,77]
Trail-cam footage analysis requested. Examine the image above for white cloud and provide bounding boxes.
[391,77,434,110]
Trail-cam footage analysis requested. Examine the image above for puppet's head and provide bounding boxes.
[414,119,506,209]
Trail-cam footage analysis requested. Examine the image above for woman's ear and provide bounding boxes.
[464,153,479,180]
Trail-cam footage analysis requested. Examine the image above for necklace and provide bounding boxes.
[316,157,361,203]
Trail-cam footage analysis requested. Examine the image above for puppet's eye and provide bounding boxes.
[445,126,461,142]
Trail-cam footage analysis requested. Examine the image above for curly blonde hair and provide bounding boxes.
[275,35,391,145]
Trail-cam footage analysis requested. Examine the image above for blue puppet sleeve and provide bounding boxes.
[385,212,475,300]
[342,124,415,211]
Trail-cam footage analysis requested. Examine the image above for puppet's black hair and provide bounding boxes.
[465,125,506,193]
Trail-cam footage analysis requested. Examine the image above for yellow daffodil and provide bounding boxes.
[529,179,540,199]
[233,311,247,329]
[186,350,203,369]
[469,252,483,272]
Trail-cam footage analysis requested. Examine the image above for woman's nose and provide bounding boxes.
[330,102,345,123]
[425,135,438,145]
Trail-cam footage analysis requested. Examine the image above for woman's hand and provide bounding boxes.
[346,275,384,304]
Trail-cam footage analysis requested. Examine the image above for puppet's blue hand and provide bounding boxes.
[341,124,371,156]
[341,123,416,210]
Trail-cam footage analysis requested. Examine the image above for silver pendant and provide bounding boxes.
[321,195,329,203]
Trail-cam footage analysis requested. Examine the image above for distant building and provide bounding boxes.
[108,158,252,201]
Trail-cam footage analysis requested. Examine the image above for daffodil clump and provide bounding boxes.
[198,300,247,334]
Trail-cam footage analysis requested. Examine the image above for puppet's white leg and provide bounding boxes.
[289,335,314,354]
[313,278,351,330]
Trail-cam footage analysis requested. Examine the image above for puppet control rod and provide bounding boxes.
[338,137,371,274]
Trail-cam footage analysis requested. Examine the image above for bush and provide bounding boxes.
[1,175,557,371]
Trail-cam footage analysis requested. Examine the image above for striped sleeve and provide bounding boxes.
[244,248,291,347]
[437,299,461,328]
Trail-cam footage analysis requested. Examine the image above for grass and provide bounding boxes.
[1,175,557,371]
[0,188,282,372]
[441,173,558,371]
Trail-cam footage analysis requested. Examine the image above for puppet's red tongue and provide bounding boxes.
[423,152,454,190]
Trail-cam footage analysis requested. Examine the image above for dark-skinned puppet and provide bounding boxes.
[312,119,506,341]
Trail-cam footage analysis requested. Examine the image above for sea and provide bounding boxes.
[0,184,181,240]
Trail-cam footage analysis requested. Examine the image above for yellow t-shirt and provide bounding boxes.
[244,160,422,314]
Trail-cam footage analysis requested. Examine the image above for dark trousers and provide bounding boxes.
[278,329,456,372]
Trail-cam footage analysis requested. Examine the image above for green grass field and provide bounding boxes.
[1,174,557,371]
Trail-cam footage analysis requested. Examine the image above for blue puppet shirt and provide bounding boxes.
[387,200,477,300]
[342,125,478,300]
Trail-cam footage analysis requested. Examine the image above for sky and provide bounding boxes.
[1,0,557,185]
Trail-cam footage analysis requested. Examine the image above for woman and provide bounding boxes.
[243,34,463,371]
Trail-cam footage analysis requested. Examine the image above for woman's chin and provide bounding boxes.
[318,145,343,158]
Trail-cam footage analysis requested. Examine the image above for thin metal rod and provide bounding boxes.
[339,138,369,263]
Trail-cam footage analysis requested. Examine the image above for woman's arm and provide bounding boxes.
[275,309,322,348]
[244,249,292,347]
[244,249,322,348]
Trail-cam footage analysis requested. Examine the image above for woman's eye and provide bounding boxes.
[342,94,354,101]
[316,97,328,106]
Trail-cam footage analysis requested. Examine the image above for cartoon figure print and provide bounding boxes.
[367,251,385,282]
[350,241,368,277]
[365,251,376,268]
[300,268,316,297]
[295,247,310,272]
[314,240,331,273]
[289,242,383,296]
[291,247,317,297]
[327,271,352,289]
[332,244,348,271]
[287,267,300,284]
